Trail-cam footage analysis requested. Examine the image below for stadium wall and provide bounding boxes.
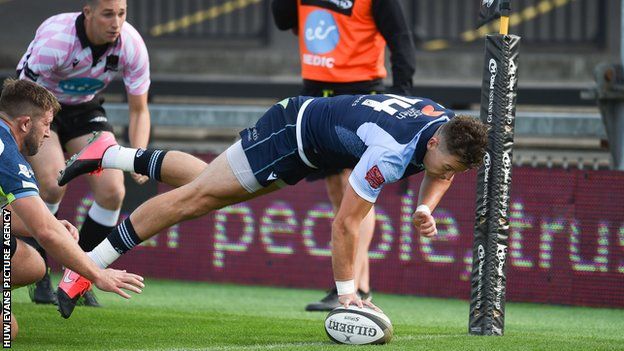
[55,154,624,308]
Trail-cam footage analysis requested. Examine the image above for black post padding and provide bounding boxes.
[469,34,520,336]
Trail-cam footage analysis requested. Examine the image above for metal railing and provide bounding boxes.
[127,0,270,43]
[124,0,607,49]
[408,0,607,48]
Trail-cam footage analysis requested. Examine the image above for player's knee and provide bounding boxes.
[180,198,210,220]
[39,181,66,203]
[35,259,46,282]
[95,185,125,208]
[180,191,214,220]
[29,248,46,282]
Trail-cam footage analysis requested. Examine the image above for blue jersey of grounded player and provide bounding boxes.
[298,94,453,202]
[0,119,39,208]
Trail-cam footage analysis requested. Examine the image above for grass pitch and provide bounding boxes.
[9,277,624,350]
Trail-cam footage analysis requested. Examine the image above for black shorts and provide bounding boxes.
[53,96,114,147]
[9,235,16,259]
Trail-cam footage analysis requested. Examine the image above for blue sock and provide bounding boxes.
[106,218,142,255]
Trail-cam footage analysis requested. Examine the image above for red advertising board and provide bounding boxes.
[56,155,624,308]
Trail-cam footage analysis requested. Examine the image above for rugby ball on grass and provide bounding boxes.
[324,305,393,345]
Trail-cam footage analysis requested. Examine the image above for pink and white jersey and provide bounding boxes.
[17,12,150,105]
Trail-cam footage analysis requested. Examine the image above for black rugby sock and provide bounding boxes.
[133,149,168,181]
[106,218,143,254]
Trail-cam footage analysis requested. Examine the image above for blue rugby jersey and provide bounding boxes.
[0,120,39,208]
[297,94,453,202]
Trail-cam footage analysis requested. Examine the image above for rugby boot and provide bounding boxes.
[28,268,58,305]
[77,289,102,307]
[57,268,92,319]
[305,288,341,311]
[58,131,117,186]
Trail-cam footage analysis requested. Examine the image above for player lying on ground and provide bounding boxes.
[56,94,488,318]
[0,79,144,338]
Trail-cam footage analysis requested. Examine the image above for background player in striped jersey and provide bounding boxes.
[0,78,144,339]
[16,0,151,306]
[56,94,488,318]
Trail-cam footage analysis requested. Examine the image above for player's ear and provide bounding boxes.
[427,136,439,150]
[16,115,31,133]
[83,3,92,17]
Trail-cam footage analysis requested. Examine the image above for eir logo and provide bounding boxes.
[365,165,385,189]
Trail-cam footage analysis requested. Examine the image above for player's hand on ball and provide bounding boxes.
[412,210,437,237]
[131,172,149,185]
[93,269,145,299]
[59,219,79,241]
[339,292,363,308]
[338,293,382,312]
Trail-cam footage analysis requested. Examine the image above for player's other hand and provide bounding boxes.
[59,219,79,241]
[93,269,145,299]
[412,210,437,237]
[131,172,149,185]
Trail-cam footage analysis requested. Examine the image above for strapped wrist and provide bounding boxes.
[335,280,355,296]
[416,204,431,215]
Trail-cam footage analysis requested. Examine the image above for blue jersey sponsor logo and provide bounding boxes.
[58,77,105,95]
[304,10,339,54]
[18,164,34,179]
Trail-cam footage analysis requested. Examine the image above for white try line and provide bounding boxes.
[131,342,327,351]
[129,334,465,351]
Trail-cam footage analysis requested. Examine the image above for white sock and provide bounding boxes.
[102,145,138,172]
[45,201,60,215]
[87,239,121,269]
[88,202,121,227]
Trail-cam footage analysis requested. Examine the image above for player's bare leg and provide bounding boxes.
[11,240,46,288]
[10,313,17,340]
[66,134,125,251]
[158,151,208,187]
[66,133,130,307]
[57,142,280,318]
[59,132,208,188]
[27,132,67,206]
[129,151,280,239]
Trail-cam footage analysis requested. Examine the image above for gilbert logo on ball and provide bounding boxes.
[324,306,393,345]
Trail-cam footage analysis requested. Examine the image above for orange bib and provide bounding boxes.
[298,0,387,82]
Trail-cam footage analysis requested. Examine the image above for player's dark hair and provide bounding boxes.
[0,78,60,120]
[440,115,489,169]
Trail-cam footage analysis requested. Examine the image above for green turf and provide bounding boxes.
[8,277,624,351]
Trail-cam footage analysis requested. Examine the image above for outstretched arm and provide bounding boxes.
[10,196,144,298]
[413,171,454,237]
[12,196,102,281]
[332,184,374,308]
[8,206,77,241]
[8,205,29,237]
